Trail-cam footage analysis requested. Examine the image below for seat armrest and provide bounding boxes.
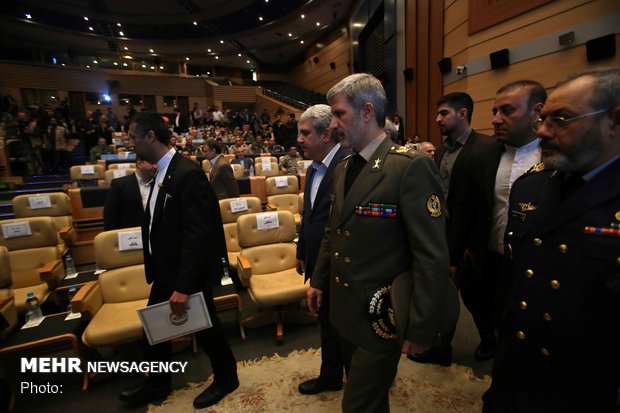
[266,203,277,211]
[40,259,65,286]
[0,297,17,338]
[237,255,252,286]
[58,226,77,244]
[71,281,102,318]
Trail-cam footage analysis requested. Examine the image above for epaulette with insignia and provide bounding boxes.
[389,145,417,157]
[525,162,546,174]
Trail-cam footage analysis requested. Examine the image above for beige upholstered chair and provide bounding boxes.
[0,217,65,313]
[298,192,304,215]
[0,296,18,340]
[219,197,263,280]
[255,161,279,177]
[265,176,301,227]
[71,227,150,348]
[69,164,106,187]
[12,192,76,256]
[107,162,136,170]
[201,159,211,174]
[230,163,244,179]
[236,211,311,342]
[258,155,278,163]
[297,159,313,174]
[0,246,13,301]
[100,168,136,187]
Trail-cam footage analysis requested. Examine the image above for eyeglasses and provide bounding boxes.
[536,109,607,130]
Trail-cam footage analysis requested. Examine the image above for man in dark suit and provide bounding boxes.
[309,74,459,412]
[295,104,349,395]
[204,139,240,200]
[448,81,546,362]
[119,112,238,409]
[172,107,190,134]
[483,68,620,413]
[412,92,492,365]
[103,156,156,230]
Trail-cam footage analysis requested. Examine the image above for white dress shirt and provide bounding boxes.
[148,148,176,252]
[309,143,341,209]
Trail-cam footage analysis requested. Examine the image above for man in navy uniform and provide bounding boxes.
[483,68,620,412]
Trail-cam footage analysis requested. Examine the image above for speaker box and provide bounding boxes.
[329,62,336,70]
[403,67,414,80]
[313,56,319,64]
[586,34,615,62]
[490,48,510,70]
[437,58,452,74]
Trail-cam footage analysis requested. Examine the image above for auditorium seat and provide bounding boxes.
[69,165,106,187]
[265,176,301,228]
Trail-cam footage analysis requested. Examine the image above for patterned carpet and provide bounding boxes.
[148,348,491,412]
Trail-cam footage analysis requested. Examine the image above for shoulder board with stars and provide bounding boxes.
[389,145,417,157]
[524,162,548,175]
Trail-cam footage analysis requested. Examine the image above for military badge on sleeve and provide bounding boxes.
[426,194,442,218]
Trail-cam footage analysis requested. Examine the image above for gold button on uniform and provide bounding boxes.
[543,312,552,321]
[550,280,560,289]
[516,331,526,340]
[507,231,514,237]
[558,244,568,253]
[344,257,351,264]
[334,252,339,259]
[335,276,340,283]
[533,238,542,247]
[525,269,534,278]
[519,301,527,310]
[540,347,550,356]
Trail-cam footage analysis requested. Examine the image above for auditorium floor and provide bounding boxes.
[10,286,493,413]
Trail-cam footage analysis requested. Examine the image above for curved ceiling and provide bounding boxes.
[0,0,355,74]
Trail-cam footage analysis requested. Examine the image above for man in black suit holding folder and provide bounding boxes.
[119,112,238,409]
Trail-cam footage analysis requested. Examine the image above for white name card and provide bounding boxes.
[117,163,132,169]
[28,195,52,210]
[80,165,95,175]
[256,212,279,231]
[275,176,289,188]
[2,221,32,239]
[118,230,143,251]
[230,199,248,213]
[112,169,127,179]
[260,157,271,165]
[262,162,272,171]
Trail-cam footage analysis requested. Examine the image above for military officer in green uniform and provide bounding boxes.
[309,73,459,413]
[483,68,620,413]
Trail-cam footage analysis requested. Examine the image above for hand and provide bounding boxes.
[401,340,429,356]
[296,259,305,275]
[169,291,190,316]
[306,287,323,314]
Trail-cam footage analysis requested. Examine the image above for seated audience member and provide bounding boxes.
[417,141,436,158]
[384,119,399,143]
[248,135,268,155]
[118,139,136,153]
[169,136,183,152]
[240,124,254,142]
[204,139,240,200]
[90,137,115,163]
[279,146,301,175]
[230,147,254,176]
[103,156,156,230]
[266,136,284,154]
[228,136,249,155]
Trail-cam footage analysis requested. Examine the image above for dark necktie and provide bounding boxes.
[345,154,366,196]
[560,173,585,201]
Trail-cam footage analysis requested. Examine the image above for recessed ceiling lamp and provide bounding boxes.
[86,65,90,68]
[207,49,211,52]
[186,57,190,60]
[84,17,89,21]
[119,31,124,36]
[141,64,146,68]
[246,60,250,63]
[238,53,242,57]
[88,26,93,31]
[288,33,292,37]
[61,63,66,66]
[220,40,224,44]
[93,60,98,64]
[301,14,305,19]
[159,66,164,69]
[150,66,155,69]
[149,49,154,53]
[124,55,132,59]
[193,21,198,26]
[259,17,263,21]
[316,22,320,26]
[215,56,219,60]
[113,62,118,66]
[123,62,128,66]
[300,40,304,44]
[123,47,128,50]
[117,23,121,27]
[25,13,32,19]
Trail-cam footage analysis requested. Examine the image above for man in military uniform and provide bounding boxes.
[279,146,301,175]
[483,68,620,413]
[309,73,459,413]
[89,137,115,163]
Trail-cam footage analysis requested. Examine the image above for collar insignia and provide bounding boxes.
[373,158,381,169]
[519,202,538,212]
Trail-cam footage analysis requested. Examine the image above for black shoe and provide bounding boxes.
[407,345,452,367]
[193,379,239,409]
[298,377,343,395]
[474,340,497,361]
[118,381,171,405]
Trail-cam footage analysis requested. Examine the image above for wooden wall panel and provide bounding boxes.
[444,0,468,36]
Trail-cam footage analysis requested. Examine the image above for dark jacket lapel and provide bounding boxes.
[153,153,180,226]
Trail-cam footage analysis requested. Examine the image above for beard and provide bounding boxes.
[541,127,603,173]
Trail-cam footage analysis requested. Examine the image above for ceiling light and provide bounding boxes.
[186,57,190,60]
[61,63,66,67]
[207,71,211,75]
[316,22,320,26]
[288,33,292,37]
[149,49,154,53]
[215,56,219,60]
[159,66,164,69]
[265,0,268,2]
[124,55,132,59]
[353,23,364,28]
[123,62,128,66]
[84,17,89,21]
[259,17,263,21]
[113,62,118,66]
[88,26,93,31]
[193,21,198,26]
[93,60,98,64]
[207,48,211,52]
[25,13,32,19]
[220,40,224,44]
[196,75,199,77]
[141,64,146,68]
[119,31,124,36]
[86,65,90,68]
[117,23,121,27]
[150,66,155,69]
[123,46,128,50]
[238,53,242,57]
[301,14,305,19]
[246,60,250,63]
[300,40,304,44]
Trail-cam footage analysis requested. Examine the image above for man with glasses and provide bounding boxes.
[448,80,546,363]
[483,68,620,413]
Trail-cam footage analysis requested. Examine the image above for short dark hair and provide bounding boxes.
[131,111,170,145]
[557,67,620,111]
[437,92,474,123]
[205,138,222,154]
[496,80,547,109]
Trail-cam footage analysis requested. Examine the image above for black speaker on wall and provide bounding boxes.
[313,56,319,64]
[586,34,615,62]
[438,57,452,74]
[329,62,336,70]
[403,67,414,80]
[490,48,510,70]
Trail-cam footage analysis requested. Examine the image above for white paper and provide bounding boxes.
[21,316,46,329]
[138,292,212,345]
[275,176,289,188]
[118,230,143,251]
[256,212,279,230]
[64,272,79,280]
[112,169,127,179]
[229,199,248,213]
[2,221,32,239]
[65,312,82,321]
[260,157,271,165]
[114,132,123,137]
[117,163,132,169]
[80,165,95,175]
[221,275,233,286]
[262,162,272,171]
[28,195,52,210]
